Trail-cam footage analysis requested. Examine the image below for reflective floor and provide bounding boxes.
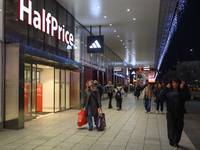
[0,94,197,150]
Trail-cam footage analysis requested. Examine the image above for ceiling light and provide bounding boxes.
[114,30,116,32]
[123,43,125,45]
[117,35,120,37]
[109,24,112,26]
[120,40,122,42]
[0,9,1,11]
[96,6,100,8]
[127,8,130,12]
[16,19,18,21]
[133,18,136,20]
[104,16,107,18]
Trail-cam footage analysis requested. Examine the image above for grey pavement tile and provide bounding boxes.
[56,142,76,149]
[1,143,22,149]
[72,143,93,149]
[107,146,125,150]
[16,144,39,150]
[33,145,54,150]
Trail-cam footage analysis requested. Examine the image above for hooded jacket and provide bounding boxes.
[82,87,102,117]
[160,84,190,114]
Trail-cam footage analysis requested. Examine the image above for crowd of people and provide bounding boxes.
[82,78,191,150]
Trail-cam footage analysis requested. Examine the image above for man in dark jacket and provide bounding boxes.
[82,80,102,131]
[154,83,163,114]
[160,78,191,149]
[181,80,191,114]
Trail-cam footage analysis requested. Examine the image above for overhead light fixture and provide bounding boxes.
[109,24,112,26]
[120,40,122,42]
[123,43,125,45]
[133,18,136,20]
[127,8,130,12]
[117,35,120,37]
[104,16,107,18]
[96,6,100,8]
[0,9,1,11]
[114,30,116,32]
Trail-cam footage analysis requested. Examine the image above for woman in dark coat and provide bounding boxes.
[135,84,141,100]
[160,78,191,149]
[154,83,163,114]
[82,80,102,131]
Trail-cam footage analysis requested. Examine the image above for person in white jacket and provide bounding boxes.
[115,83,125,110]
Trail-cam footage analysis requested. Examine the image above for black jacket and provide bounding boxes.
[160,87,190,114]
[154,87,163,102]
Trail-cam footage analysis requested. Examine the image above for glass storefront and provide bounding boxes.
[24,61,72,121]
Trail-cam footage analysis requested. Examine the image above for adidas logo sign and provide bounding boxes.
[89,40,101,49]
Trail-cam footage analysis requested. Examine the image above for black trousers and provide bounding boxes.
[166,112,184,146]
[108,93,113,107]
[156,100,163,111]
[117,98,122,109]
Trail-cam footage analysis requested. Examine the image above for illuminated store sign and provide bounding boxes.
[87,36,104,53]
[18,0,74,46]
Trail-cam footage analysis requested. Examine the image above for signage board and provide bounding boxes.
[87,36,104,53]
[18,0,74,46]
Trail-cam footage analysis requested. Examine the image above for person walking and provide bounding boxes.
[143,83,153,113]
[115,83,125,110]
[124,85,128,96]
[154,83,163,114]
[106,81,114,109]
[135,84,141,100]
[82,80,102,131]
[160,78,191,149]
[94,80,103,99]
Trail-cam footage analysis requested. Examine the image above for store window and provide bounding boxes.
[0,0,3,40]
[0,43,2,126]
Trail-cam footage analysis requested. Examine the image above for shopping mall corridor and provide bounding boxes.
[0,94,197,150]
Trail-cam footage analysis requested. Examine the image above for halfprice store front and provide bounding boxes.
[4,0,81,129]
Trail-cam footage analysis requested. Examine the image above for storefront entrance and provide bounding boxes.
[5,43,80,129]
[24,61,71,121]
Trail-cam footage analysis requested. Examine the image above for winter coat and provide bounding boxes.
[82,87,102,118]
[154,87,163,102]
[115,86,125,99]
[106,85,114,93]
[143,87,153,99]
[135,86,141,97]
[160,87,190,114]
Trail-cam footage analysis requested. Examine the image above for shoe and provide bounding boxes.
[117,107,120,110]
[108,106,113,109]
[156,111,159,114]
[145,110,147,113]
[148,112,151,114]
[89,128,93,131]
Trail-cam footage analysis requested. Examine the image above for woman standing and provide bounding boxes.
[115,83,125,110]
[143,84,153,113]
[82,80,102,131]
[106,81,114,109]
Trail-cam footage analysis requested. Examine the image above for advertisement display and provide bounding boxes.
[87,36,104,53]
[37,84,43,112]
[24,84,29,115]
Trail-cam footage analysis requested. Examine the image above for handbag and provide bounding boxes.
[77,108,88,127]
[96,107,106,130]
[145,95,148,100]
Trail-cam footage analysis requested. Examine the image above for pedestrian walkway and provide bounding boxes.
[0,94,196,150]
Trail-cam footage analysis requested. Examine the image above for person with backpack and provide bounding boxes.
[115,83,125,110]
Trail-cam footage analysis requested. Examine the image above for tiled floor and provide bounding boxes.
[0,94,196,150]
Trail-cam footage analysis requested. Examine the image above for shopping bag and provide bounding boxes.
[77,108,88,127]
[96,107,106,130]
